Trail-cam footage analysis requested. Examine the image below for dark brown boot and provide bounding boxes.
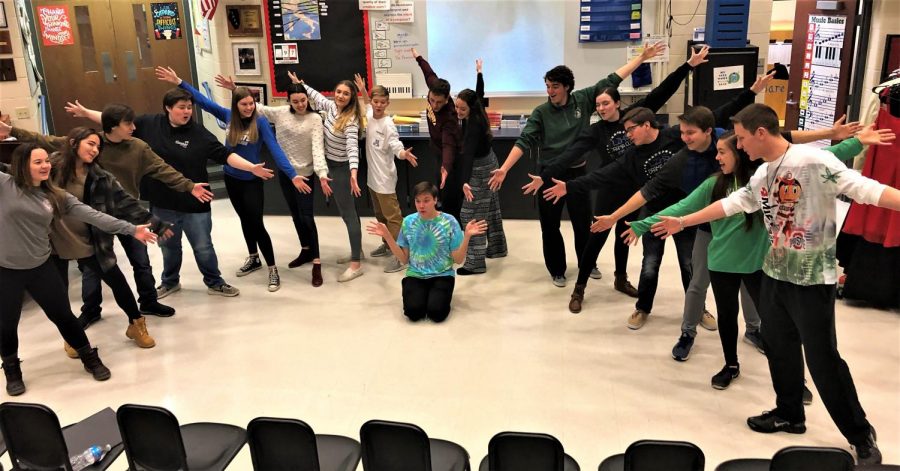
[76,346,111,381]
[2,355,25,396]
[614,273,638,298]
[569,284,586,314]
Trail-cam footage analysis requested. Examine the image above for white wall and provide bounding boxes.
[1,2,42,132]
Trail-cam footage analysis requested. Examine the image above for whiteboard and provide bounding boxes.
[368,0,658,97]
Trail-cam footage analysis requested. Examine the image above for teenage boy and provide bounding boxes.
[486,43,665,288]
[354,74,419,273]
[68,89,277,298]
[1,105,212,321]
[651,103,900,465]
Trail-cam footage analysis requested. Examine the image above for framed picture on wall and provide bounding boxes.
[226,5,264,37]
[234,82,268,105]
[233,42,261,76]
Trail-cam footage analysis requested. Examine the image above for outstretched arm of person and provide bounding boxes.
[591,190,647,233]
[790,115,862,143]
[225,153,275,180]
[64,100,102,125]
[354,73,370,105]
[367,221,409,264]
[1,121,67,153]
[156,66,230,123]
[614,41,666,80]
[879,186,900,210]
[651,200,728,239]
[451,219,488,264]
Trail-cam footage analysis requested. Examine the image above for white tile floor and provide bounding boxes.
[6,200,899,469]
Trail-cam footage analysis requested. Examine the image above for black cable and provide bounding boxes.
[666,0,703,32]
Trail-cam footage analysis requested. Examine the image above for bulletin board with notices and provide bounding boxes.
[579,0,643,42]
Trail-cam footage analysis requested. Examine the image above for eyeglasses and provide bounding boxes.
[624,123,642,135]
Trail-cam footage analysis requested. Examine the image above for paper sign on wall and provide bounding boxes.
[713,65,744,91]
[152,2,182,40]
[359,0,389,10]
[37,5,74,46]
[626,34,669,63]
[383,0,413,23]
[273,43,299,64]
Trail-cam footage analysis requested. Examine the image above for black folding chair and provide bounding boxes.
[0,402,123,471]
[769,446,854,471]
[598,439,704,471]
[360,419,470,471]
[478,431,579,471]
[116,403,246,471]
[247,417,360,471]
[714,458,770,471]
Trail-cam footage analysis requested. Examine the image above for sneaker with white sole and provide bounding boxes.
[711,364,740,390]
[627,309,649,330]
[747,410,806,434]
[208,283,240,297]
[552,275,567,288]
[338,266,364,282]
[268,267,281,292]
[590,267,602,280]
[700,310,718,331]
[370,243,390,257]
[384,257,406,273]
[672,333,694,361]
[156,283,181,299]
[236,255,262,277]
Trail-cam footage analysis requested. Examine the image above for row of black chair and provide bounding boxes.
[0,401,896,471]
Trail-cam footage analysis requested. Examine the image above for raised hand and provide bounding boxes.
[411,48,420,59]
[462,183,474,202]
[154,66,181,85]
[249,163,275,180]
[750,71,776,94]
[464,219,488,237]
[488,168,507,191]
[292,175,312,194]
[64,100,90,118]
[191,183,214,203]
[687,45,710,67]
[353,73,367,95]
[650,216,683,239]
[521,173,543,196]
[590,215,616,233]
[542,178,567,204]
[856,124,896,146]
[641,41,666,61]
[475,59,483,74]
[214,74,237,91]
[320,176,333,197]
[133,224,159,245]
[832,115,862,140]
[287,71,303,84]
[400,148,418,167]
[366,220,391,239]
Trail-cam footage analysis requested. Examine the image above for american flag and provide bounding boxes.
[200,0,219,20]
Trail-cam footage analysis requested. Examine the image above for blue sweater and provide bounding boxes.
[179,81,298,181]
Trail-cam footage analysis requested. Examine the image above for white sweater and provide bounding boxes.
[255,104,327,178]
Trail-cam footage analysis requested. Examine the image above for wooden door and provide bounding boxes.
[108,0,192,117]
[33,0,123,134]
[33,0,192,134]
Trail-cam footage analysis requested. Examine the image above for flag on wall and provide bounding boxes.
[200,0,219,20]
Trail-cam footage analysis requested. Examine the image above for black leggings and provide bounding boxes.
[537,166,593,277]
[53,256,142,321]
[708,270,762,366]
[277,170,320,259]
[575,191,635,285]
[0,260,89,357]
[402,276,456,323]
[224,174,276,266]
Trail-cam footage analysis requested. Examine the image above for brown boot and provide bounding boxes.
[77,346,111,381]
[125,317,156,348]
[2,355,25,396]
[64,342,79,359]
[569,284,586,314]
[615,273,639,298]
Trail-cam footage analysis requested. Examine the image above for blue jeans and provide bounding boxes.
[636,227,696,314]
[81,234,157,316]
[152,207,225,288]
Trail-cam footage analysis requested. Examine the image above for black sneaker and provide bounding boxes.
[711,364,740,390]
[140,301,175,318]
[672,333,694,361]
[803,384,814,405]
[236,255,262,277]
[77,311,102,329]
[743,330,765,354]
[853,428,882,465]
[747,410,806,434]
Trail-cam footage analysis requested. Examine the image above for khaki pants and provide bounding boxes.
[369,189,403,242]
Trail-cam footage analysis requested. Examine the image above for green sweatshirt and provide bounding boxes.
[514,72,623,164]
[11,127,195,198]
[629,138,865,274]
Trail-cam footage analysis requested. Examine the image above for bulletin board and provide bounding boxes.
[262,0,373,98]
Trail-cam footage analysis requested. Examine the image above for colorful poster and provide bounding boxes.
[152,2,182,40]
[37,5,74,46]
[273,43,299,64]
[798,14,846,147]
[713,65,744,91]
[281,0,321,40]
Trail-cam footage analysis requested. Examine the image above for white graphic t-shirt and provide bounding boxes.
[365,105,406,194]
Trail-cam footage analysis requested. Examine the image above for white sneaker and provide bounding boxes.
[338,266,364,282]
[552,275,567,288]
[337,252,365,264]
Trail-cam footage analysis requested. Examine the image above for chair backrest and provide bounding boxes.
[770,446,854,471]
[0,402,72,471]
[623,439,705,471]
[247,417,321,471]
[360,419,433,471]
[488,431,566,471]
[117,404,189,471]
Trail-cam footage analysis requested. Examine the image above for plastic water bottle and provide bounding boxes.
[70,444,110,471]
[518,114,527,129]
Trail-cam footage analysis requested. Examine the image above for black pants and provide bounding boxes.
[538,166,593,278]
[224,174,276,266]
[0,260,89,357]
[278,170,320,259]
[759,274,871,445]
[82,234,158,315]
[709,270,762,366]
[575,189,637,285]
[402,276,455,323]
[55,256,141,321]
[439,168,463,222]
[635,228,695,313]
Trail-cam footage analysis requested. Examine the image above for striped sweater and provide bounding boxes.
[304,84,361,170]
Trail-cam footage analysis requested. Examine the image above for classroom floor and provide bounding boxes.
[6,199,899,469]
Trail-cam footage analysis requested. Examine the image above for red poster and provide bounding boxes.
[38,5,75,46]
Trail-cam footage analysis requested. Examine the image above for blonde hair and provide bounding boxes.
[226,87,259,147]
[333,80,366,133]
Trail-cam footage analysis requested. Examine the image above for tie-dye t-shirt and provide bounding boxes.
[397,212,464,278]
